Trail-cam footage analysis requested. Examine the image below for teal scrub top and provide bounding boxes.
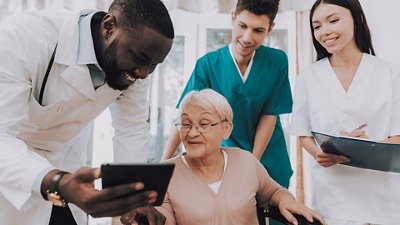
[177,45,293,187]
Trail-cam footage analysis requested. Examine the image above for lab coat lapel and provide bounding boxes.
[53,9,98,100]
[60,65,97,100]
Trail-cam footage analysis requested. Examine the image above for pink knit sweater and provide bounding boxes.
[156,147,283,225]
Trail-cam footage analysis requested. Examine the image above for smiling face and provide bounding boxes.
[311,3,358,55]
[179,104,232,160]
[231,10,273,59]
[102,25,173,90]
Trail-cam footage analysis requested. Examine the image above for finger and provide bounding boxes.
[317,157,338,165]
[121,211,137,225]
[339,130,348,136]
[337,156,350,163]
[319,162,335,168]
[350,129,365,137]
[279,208,298,225]
[317,157,334,163]
[289,206,315,223]
[298,207,326,225]
[303,210,315,222]
[98,182,145,201]
[145,211,157,225]
[330,154,349,163]
[89,191,157,218]
[316,152,331,158]
[312,213,326,225]
[324,153,349,163]
[155,212,166,225]
[93,168,101,179]
[306,208,326,224]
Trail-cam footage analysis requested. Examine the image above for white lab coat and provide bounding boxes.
[291,54,400,224]
[0,10,150,225]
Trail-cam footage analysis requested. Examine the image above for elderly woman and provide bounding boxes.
[122,89,325,225]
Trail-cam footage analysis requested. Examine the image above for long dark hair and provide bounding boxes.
[309,0,375,61]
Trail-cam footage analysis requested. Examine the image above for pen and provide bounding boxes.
[354,123,367,131]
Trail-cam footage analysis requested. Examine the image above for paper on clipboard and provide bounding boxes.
[312,131,400,173]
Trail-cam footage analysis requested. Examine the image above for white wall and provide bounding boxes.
[360,0,400,64]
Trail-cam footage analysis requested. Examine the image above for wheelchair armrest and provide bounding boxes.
[263,205,323,225]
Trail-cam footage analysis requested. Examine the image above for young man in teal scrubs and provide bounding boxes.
[163,1,292,223]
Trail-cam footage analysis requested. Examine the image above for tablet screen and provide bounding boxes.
[101,163,175,206]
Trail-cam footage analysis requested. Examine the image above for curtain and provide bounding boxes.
[295,10,315,205]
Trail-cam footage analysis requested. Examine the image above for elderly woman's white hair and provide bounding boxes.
[179,89,233,122]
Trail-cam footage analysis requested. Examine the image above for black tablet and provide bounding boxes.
[101,163,175,206]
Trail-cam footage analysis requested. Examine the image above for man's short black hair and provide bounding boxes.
[234,0,280,24]
[109,0,174,39]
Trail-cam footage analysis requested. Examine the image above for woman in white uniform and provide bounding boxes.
[291,0,400,224]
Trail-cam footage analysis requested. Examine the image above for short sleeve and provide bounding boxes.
[290,73,313,136]
[263,52,293,115]
[176,57,209,108]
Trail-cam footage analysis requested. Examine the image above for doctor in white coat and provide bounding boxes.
[0,0,173,224]
[291,0,400,225]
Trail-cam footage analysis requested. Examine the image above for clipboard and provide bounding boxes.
[312,131,400,173]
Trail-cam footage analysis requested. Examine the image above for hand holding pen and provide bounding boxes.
[340,123,369,139]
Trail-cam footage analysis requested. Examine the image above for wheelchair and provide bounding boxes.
[135,204,323,225]
[258,204,323,225]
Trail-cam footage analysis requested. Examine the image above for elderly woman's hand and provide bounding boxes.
[270,189,326,225]
[120,206,165,225]
[277,196,326,225]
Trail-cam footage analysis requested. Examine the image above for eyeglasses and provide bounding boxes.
[175,120,228,133]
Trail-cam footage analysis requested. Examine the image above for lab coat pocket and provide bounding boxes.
[28,94,62,129]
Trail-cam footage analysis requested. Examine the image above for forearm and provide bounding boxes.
[299,136,320,159]
[253,115,277,160]
[269,188,295,207]
[0,134,53,210]
[162,128,181,160]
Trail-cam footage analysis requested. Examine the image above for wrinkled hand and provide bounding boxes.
[120,207,166,225]
[58,167,157,218]
[278,198,327,225]
[315,150,350,168]
[340,129,369,139]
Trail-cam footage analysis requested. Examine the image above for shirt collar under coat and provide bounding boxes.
[54,9,99,66]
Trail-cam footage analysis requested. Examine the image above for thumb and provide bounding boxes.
[121,210,138,225]
[350,129,364,137]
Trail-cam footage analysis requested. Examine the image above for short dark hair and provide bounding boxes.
[108,0,174,39]
[310,0,375,61]
[234,0,280,24]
